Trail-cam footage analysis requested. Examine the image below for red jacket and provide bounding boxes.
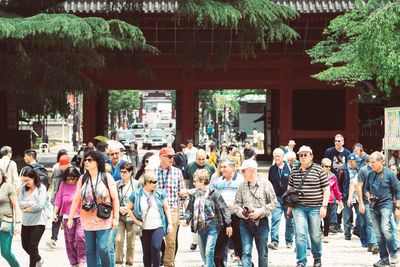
[328,172,342,203]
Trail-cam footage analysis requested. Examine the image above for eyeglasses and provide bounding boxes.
[334,140,342,143]
[109,152,119,157]
[120,170,128,174]
[298,154,308,158]
[163,155,174,159]
[323,165,331,168]
[66,177,77,181]
[83,158,94,163]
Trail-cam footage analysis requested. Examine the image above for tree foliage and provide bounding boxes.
[109,90,140,113]
[308,0,400,99]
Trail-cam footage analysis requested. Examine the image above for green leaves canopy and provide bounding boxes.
[308,0,400,97]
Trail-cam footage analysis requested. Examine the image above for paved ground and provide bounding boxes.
[0,219,381,267]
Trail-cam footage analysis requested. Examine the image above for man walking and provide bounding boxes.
[365,152,400,267]
[288,146,330,267]
[0,146,19,189]
[268,148,294,250]
[235,159,277,267]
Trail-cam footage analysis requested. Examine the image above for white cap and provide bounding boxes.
[297,145,313,154]
[288,140,296,145]
[239,159,258,170]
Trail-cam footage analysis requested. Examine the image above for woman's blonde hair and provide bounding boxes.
[193,169,210,185]
[143,171,157,184]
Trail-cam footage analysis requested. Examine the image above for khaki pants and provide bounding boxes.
[164,208,180,267]
[115,220,136,265]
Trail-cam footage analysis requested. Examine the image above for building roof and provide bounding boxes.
[57,0,356,14]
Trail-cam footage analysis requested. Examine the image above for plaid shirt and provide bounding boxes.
[234,176,277,219]
[156,166,185,208]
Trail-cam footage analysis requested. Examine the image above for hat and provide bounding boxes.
[348,153,361,162]
[59,155,70,166]
[297,145,313,154]
[159,147,176,157]
[239,159,258,170]
[288,140,296,146]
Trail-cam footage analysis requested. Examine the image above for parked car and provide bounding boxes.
[109,129,137,147]
[142,130,167,149]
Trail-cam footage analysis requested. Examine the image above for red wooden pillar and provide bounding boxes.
[177,68,195,147]
[345,87,359,145]
[83,91,97,143]
[279,57,293,146]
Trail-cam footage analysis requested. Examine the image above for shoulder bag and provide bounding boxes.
[282,164,314,207]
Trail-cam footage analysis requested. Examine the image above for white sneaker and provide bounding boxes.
[46,238,56,249]
[36,258,44,267]
[390,252,399,265]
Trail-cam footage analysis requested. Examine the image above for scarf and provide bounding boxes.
[193,187,210,232]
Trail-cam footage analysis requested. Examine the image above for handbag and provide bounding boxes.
[97,202,113,219]
[0,215,13,233]
[282,164,314,207]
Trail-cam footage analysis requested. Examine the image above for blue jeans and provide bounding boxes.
[84,229,112,267]
[140,227,164,267]
[343,202,360,240]
[270,197,294,245]
[198,225,219,267]
[359,203,377,246]
[370,207,398,260]
[240,218,269,267]
[292,205,322,266]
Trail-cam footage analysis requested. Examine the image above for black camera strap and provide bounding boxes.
[297,163,314,192]
[89,173,100,206]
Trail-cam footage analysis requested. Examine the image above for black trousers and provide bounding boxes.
[21,225,45,267]
[51,215,62,241]
[323,203,335,236]
[214,214,243,267]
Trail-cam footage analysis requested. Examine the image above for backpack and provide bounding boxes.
[25,163,49,190]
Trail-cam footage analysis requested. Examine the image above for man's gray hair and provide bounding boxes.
[370,151,385,162]
[273,148,284,157]
[0,146,12,156]
[220,158,236,170]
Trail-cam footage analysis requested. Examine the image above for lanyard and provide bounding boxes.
[88,173,100,200]
[119,178,134,203]
[162,169,170,185]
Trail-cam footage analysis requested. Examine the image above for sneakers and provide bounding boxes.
[296,263,306,267]
[286,242,293,249]
[36,258,44,267]
[46,238,56,249]
[313,258,322,267]
[373,259,390,267]
[323,236,329,243]
[345,236,351,241]
[190,243,197,250]
[372,245,380,255]
[329,225,337,234]
[390,252,399,265]
[268,242,278,250]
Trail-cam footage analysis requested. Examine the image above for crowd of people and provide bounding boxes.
[0,134,399,267]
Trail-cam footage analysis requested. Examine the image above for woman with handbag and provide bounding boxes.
[115,162,139,266]
[18,168,48,267]
[184,169,232,267]
[0,169,21,267]
[67,150,119,267]
[53,166,86,266]
[126,171,173,267]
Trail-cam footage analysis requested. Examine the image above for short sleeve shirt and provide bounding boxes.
[0,183,15,218]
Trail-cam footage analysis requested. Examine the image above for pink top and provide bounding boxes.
[77,173,118,231]
[328,172,342,203]
[55,181,80,217]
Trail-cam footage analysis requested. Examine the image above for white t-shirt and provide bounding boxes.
[185,147,198,164]
[140,194,162,230]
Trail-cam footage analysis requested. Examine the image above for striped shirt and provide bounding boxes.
[156,166,185,208]
[288,163,329,207]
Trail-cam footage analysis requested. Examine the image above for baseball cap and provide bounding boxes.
[348,153,361,162]
[159,147,176,157]
[239,159,258,170]
[59,155,70,166]
[297,145,313,154]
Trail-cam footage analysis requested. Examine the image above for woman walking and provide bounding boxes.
[0,169,21,267]
[53,166,86,266]
[116,162,139,266]
[185,169,232,267]
[18,168,48,267]
[68,150,119,267]
[127,171,173,267]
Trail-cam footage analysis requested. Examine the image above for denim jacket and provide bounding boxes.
[128,187,168,234]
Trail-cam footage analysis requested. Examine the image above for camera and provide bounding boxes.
[242,207,254,218]
[82,202,96,212]
[369,195,380,209]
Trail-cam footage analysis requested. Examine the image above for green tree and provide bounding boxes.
[109,90,140,128]
[308,0,400,102]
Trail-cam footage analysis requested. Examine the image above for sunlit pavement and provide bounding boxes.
[1,219,379,267]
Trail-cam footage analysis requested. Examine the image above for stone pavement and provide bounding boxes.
[1,220,380,267]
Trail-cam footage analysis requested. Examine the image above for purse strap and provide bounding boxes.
[297,163,314,190]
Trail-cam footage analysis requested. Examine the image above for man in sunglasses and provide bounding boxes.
[324,134,351,176]
[288,146,330,267]
[107,143,127,182]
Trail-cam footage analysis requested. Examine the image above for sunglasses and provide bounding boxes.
[109,152,119,157]
[120,170,129,174]
[66,177,77,181]
[298,154,308,158]
[148,180,158,184]
[323,165,331,168]
[334,140,342,143]
[163,155,175,159]
[83,158,94,163]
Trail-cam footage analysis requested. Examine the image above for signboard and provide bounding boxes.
[384,107,400,150]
